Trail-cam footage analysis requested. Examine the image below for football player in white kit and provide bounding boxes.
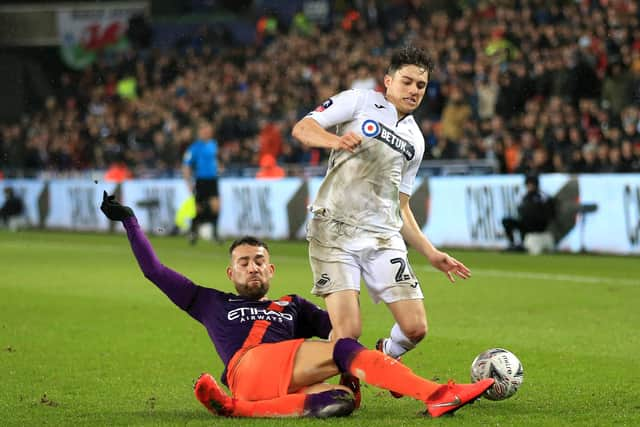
[292,46,471,404]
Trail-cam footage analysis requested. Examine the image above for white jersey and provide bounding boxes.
[306,89,425,248]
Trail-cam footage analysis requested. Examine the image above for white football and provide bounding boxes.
[470,348,524,400]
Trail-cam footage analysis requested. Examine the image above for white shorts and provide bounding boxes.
[308,239,423,304]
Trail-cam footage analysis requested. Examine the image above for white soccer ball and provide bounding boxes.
[470,348,524,400]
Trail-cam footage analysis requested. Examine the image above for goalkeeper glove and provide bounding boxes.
[100,191,134,221]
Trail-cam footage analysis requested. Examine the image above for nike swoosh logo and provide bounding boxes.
[374,104,385,109]
[429,395,461,408]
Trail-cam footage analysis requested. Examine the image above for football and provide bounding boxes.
[470,348,524,400]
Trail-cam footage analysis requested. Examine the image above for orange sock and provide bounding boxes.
[231,393,307,417]
[349,349,441,401]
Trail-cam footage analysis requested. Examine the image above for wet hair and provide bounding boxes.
[388,45,434,75]
[229,236,269,255]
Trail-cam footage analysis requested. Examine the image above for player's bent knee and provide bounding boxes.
[403,324,427,343]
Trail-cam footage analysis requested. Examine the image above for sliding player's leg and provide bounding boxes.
[195,337,494,419]
[293,338,493,417]
[330,338,494,417]
[194,339,355,418]
[194,373,354,418]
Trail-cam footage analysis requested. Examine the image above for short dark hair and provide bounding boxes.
[229,236,269,255]
[388,45,434,75]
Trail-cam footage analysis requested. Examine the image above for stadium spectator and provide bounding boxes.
[257,119,284,164]
[292,46,471,399]
[0,187,25,231]
[99,192,494,418]
[104,160,133,183]
[475,70,499,120]
[440,85,472,144]
[601,62,632,116]
[502,174,555,252]
[182,120,221,245]
[255,154,285,179]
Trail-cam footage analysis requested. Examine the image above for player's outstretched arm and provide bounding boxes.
[100,191,199,309]
[398,193,471,283]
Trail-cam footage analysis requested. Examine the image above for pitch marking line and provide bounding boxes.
[418,266,640,286]
[2,239,638,286]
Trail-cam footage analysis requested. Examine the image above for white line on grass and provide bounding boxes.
[417,266,640,286]
[273,250,640,287]
[3,238,638,286]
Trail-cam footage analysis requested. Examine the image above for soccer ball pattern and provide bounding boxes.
[470,348,524,400]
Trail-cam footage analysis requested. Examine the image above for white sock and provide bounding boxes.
[384,323,416,359]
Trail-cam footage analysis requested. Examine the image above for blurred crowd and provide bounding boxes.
[2,0,640,178]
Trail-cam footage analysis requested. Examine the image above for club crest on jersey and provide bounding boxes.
[362,119,381,137]
[314,98,333,112]
[362,120,415,160]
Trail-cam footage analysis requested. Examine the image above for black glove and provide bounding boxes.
[100,191,134,221]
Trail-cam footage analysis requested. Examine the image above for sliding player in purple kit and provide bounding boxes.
[100,191,493,418]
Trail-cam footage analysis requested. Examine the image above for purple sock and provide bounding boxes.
[333,338,365,373]
[304,389,355,418]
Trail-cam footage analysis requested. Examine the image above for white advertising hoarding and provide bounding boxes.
[423,174,573,249]
[218,178,305,240]
[573,174,640,254]
[46,180,117,230]
[0,179,46,226]
[424,175,530,248]
[121,179,191,234]
[3,174,639,255]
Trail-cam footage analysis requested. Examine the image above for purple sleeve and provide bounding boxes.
[296,296,332,339]
[122,217,200,312]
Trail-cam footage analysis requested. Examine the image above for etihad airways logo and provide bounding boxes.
[361,119,415,160]
[228,307,293,323]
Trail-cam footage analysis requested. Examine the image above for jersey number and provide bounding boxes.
[390,257,409,282]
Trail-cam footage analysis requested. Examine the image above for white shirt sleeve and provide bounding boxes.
[306,89,364,129]
[399,126,425,196]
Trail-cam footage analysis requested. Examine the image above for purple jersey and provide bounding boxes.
[122,217,332,384]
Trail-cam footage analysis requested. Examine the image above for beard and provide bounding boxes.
[237,281,269,300]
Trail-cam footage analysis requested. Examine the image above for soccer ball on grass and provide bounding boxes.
[470,348,523,400]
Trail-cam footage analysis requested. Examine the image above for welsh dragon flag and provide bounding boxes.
[56,4,147,70]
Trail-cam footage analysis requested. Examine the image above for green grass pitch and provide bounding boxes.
[1,229,639,426]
